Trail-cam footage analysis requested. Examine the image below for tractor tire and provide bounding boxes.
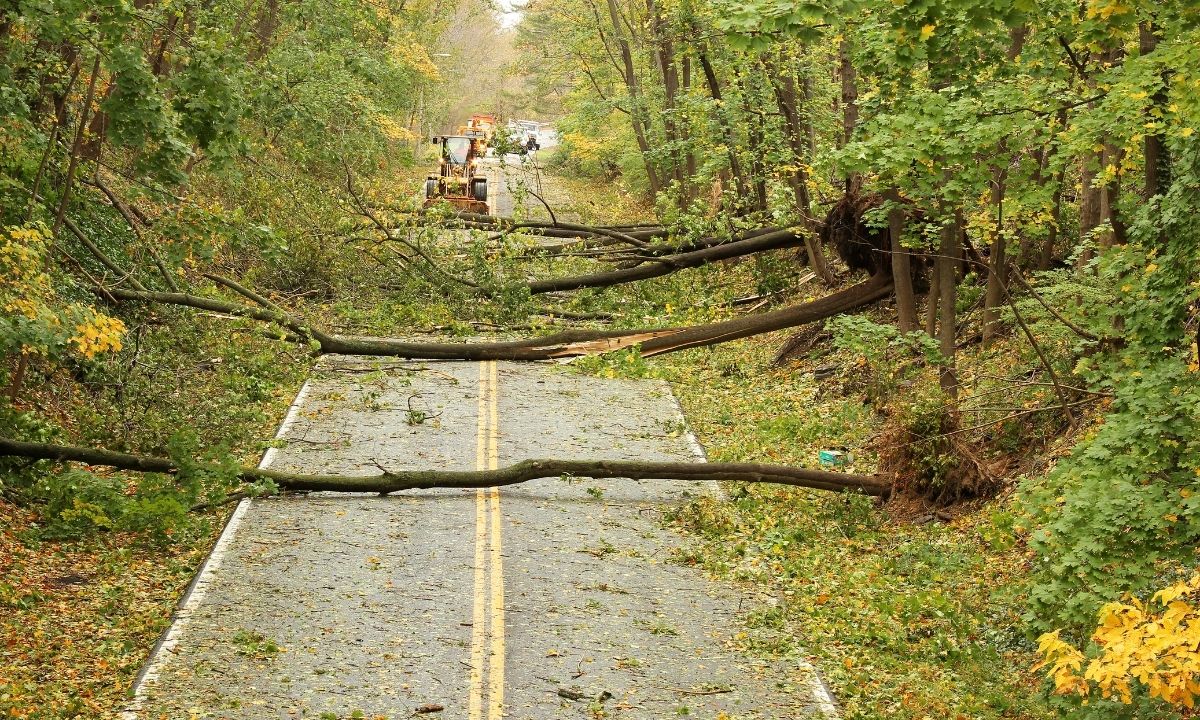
[425,179,437,198]
[471,178,488,202]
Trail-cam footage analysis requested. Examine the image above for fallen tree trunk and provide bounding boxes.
[104,271,894,360]
[528,228,805,294]
[379,219,800,296]
[410,212,666,246]
[0,437,891,497]
[411,213,789,262]
[627,271,894,356]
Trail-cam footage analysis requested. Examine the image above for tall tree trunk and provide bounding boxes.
[1098,142,1126,248]
[1039,167,1066,270]
[740,75,768,213]
[52,56,101,236]
[886,190,917,332]
[150,11,182,76]
[763,53,833,284]
[681,55,697,197]
[247,0,280,62]
[838,38,858,147]
[836,37,858,190]
[32,41,79,118]
[800,73,818,157]
[1139,22,1169,198]
[81,82,111,161]
[1022,109,1064,267]
[604,0,661,197]
[1077,151,1102,265]
[1080,45,1125,257]
[1020,145,1047,264]
[981,161,1009,345]
[647,0,684,201]
[936,215,960,398]
[697,49,750,211]
[924,274,940,338]
[1097,43,1127,248]
[26,64,79,218]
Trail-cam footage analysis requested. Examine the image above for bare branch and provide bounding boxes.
[0,437,892,497]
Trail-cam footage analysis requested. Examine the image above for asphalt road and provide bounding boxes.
[121,357,836,718]
[479,154,547,220]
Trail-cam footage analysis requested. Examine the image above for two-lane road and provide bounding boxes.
[122,358,835,718]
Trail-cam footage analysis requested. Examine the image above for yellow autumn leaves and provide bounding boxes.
[1085,0,1134,21]
[70,313,126,359]
[1035,573,1200,708]
[1,225,53,313]
[2,224,126,361]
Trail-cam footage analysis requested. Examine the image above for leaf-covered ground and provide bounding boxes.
[0,304,309,717]
[0,501,214,718]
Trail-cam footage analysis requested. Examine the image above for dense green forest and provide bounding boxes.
[1,0,1199,716]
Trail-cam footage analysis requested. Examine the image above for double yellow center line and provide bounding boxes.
[469,361,505,719]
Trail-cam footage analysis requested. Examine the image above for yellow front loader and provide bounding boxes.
[424,135,488,214]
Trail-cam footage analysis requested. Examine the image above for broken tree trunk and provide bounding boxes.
[422,213,790,262]
[0,438,892,497]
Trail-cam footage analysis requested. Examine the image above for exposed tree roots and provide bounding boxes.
[0,438,892,497]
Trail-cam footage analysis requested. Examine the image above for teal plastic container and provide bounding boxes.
[818,449,851,467]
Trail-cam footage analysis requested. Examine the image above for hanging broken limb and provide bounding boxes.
[528,227,802,272]
[0,437,892,497]
[399,211,794,260]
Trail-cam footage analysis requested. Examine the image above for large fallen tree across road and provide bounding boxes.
[0,438,892,497]
[103,270,894,360]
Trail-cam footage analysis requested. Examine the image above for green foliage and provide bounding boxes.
[0,223,127,373]
[1022,149,1200,635]
[827,314,941,402]
[11,431,239,542]
[0,406,60,495]
[572,346,662,380]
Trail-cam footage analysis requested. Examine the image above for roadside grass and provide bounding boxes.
[527,167,654,225]
[646,333,1059,719]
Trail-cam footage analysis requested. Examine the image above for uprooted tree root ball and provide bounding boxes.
[877,404,999,504]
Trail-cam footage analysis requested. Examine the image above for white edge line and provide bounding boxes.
[120,379,314,718]
[666,384,841,718]
[664,386,722,500]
